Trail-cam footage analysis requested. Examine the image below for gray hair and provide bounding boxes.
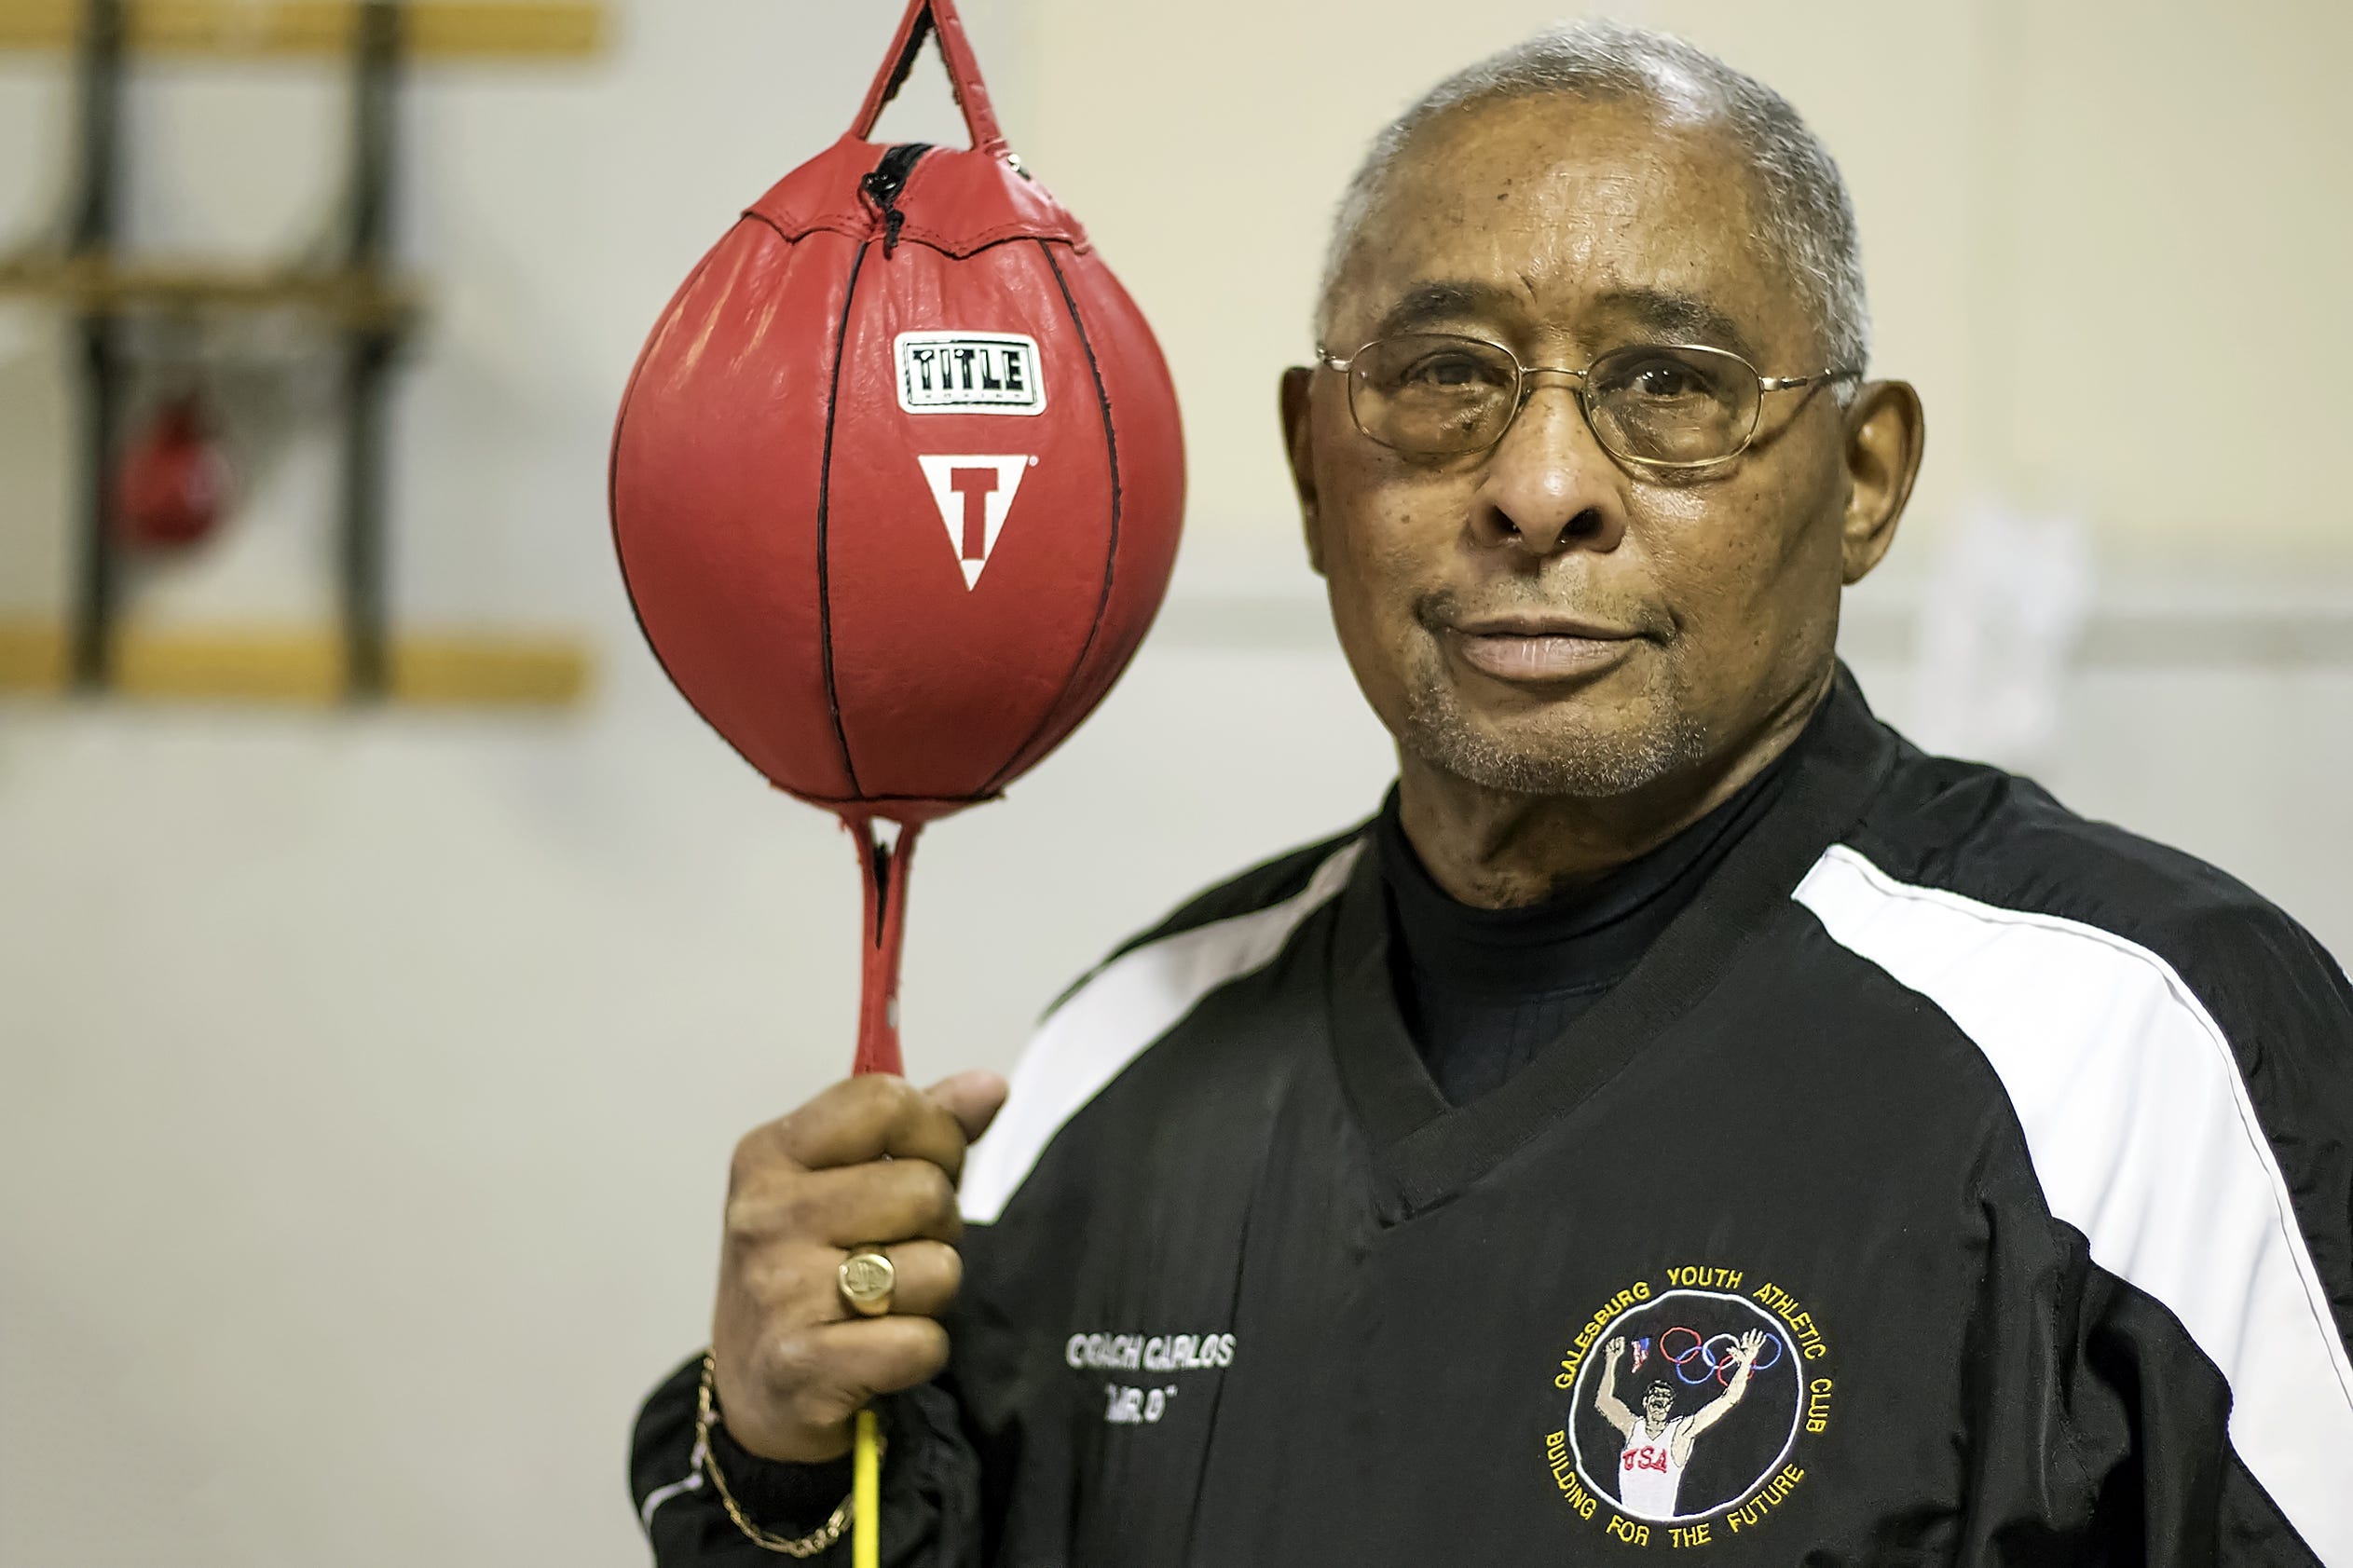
[1319,19,1870,376]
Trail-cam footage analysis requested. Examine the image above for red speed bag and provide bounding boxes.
[117,396,231,550]
[609,0,1184,825]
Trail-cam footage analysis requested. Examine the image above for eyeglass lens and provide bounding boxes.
[1343,334,1765,466]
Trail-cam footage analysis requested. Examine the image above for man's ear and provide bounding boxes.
[1279,365,1325,576]
[1839,379,1925,585]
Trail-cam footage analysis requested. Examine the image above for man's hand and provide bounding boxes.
[1605,1336,1626,1365]
[710,1070,1008,1464]
[1729,1329,1767,1372]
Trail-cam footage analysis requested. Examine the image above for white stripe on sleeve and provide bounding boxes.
[1796,842,2353,1563]
[637,1428,707,1533]
[959,841,1363,1226]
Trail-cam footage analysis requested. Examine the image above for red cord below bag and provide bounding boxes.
[848,817,920,1079]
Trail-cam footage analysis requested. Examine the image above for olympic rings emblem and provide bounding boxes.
[1656,1325,1785,1385]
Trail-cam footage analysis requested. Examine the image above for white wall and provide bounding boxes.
[1019,0,2353,558]
[2,4,2349,1567]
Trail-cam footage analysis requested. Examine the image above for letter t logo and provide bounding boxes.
[950,466,996,561]
[916,455,1033,589]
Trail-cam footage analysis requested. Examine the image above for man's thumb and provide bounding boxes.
[927,1068,1009,1145]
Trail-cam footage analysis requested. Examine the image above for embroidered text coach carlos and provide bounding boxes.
[632,22,2353,1565]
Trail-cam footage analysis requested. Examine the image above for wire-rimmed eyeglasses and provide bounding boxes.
[1314,334,1860,469]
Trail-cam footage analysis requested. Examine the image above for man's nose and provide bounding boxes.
[1469,382,1628,556]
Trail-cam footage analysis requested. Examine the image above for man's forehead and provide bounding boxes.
[1332,95,1800,358]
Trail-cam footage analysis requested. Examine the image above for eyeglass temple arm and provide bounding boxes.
[1761,367,1864,391]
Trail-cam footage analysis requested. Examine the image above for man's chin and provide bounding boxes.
[1400,695,1708,799]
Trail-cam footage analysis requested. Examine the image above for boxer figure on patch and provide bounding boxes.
[1596,1330,1768,1519]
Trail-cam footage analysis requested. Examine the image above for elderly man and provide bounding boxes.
[633,21,2353,1565]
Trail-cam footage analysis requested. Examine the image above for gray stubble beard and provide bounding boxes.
[1397,649,1709,798]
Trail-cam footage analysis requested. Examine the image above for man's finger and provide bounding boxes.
[776,1075,975,1175]
[871,1238,963,1319]
[750,1237,966,1324]
[765,1159,962,1247]
[791,1317,953,1414]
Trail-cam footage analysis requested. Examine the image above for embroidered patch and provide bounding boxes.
[1542,1266,1834,1548]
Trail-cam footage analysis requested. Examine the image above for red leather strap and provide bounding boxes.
[848,816,922,1078]
[850,0,1007,155]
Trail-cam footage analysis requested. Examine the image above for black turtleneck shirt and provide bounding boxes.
[1375,749,1795,1108]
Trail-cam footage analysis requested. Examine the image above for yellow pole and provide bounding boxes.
[853,1408,882,1568]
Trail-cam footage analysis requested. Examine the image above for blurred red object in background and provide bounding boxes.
[116,395,232,550]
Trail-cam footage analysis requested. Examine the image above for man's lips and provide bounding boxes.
[1443,617,1643,682]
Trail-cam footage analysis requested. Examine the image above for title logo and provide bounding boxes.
[896,332,1046,416]
[917,454,1034,588]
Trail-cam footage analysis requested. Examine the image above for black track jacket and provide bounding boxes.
[634,676,2353,1565]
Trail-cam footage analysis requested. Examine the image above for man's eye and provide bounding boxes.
[1625,361,1706,399]
[1401,354,1489,388]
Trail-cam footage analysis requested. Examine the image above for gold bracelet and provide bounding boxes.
[696,1353,881,1558]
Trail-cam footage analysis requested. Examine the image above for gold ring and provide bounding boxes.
[838,1249,896,1317]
